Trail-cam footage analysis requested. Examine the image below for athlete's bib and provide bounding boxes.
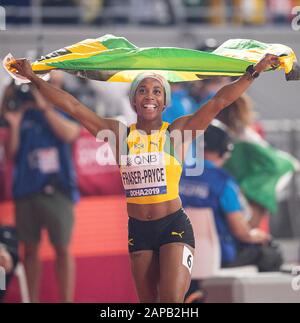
[120,122,182,204]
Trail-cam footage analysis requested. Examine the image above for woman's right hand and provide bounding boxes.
[9,58,36,81]
[4,110,24,128]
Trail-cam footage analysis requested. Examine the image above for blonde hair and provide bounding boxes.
[216,94,256,135]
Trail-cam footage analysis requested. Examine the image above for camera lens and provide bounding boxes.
[6,84,35,112]
[20,84,30,94]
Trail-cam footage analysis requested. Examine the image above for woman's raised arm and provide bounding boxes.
[10,58,121,137]
[170,54,280,133]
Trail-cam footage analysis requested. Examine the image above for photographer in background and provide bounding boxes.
[1,74,80,303]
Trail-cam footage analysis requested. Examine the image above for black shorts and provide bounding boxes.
[128,208,195,253]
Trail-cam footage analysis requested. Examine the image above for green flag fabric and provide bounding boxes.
[224,142,300,214]
[4,34,299,83]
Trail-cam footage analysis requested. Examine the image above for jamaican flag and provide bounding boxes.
[224,141,300,214]
[3,34,299,83]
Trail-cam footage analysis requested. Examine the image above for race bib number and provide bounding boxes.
[182,246,193,274]
[120,152,167,197]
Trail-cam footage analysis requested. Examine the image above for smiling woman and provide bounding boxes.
[129,72,171,108]
[133,78,165,121]
[8,53,280,302]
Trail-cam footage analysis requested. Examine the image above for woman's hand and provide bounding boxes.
[4,109,24,128]
[9,58,36,81]
[254,54,280,74]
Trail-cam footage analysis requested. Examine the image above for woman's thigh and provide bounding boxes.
[159,243,194,303]
[130,250,159,303]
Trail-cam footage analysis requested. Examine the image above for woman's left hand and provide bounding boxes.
[254,54,280,73]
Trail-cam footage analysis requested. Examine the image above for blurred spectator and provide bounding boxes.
[216,94,300,228]
[0,126,13,202]
[0,225,18,302]
[0,86,13,202]
[188,77,230,107]
[189,44,231,111]
[183,0,206,23]
[239,0,267,25]
[2,74,80,303]
[131,0,174,25]
[162,83,197,123]
[209,0,227,25]
[180,120,283,272]
[183,0,268,25]
[268,0,293,24]
[79,0,104,24]
[216,93,258,142]
[99,0,130,25]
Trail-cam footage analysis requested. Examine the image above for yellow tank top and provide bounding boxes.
[120,122,182,204]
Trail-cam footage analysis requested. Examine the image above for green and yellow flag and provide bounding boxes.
[4,34,299,83]
[225,141,300,214]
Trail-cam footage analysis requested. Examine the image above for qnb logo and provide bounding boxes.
[132,154,158,166]
[291,266,300,291]
[291,6,300,31]
[122,153,161,167]
[0,266,6,291]
[0,6,6,31]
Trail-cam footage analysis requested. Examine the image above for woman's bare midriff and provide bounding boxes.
[127,197,182,221]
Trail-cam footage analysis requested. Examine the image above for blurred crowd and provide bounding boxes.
[2,0,300,26]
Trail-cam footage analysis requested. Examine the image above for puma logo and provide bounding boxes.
[171,231,184,239]
[128,238,134,246]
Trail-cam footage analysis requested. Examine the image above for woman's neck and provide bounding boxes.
[136,119,163,135]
